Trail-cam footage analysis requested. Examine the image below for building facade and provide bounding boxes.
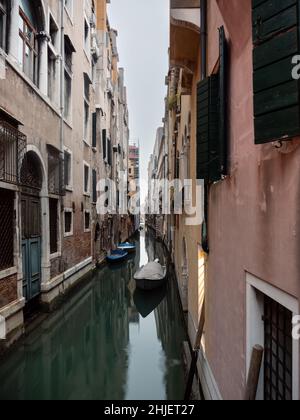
[128,141,140,233]
[0,0,131,347]
[152,0,300,400]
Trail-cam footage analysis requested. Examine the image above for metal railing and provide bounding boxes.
[0,121,27,185]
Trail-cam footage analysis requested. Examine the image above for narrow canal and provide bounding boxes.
[0,232,187,400]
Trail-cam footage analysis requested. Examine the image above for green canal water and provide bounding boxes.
[0,232,187,400]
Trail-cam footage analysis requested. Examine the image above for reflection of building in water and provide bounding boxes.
[154,274,186,400]
[0,268,130,400]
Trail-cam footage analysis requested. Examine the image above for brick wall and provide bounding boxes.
[63,231,91,272]
[0,274,18,308]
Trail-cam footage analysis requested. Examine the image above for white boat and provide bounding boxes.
[134,260,167,291]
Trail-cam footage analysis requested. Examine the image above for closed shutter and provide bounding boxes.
[197,75,220,183]
[219,26,228,175]
[252,0,300,144]
[197,26,228,184]
[92,112,97,148]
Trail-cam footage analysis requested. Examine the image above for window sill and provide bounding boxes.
[0,267,17,281]
[83,139,90,147]
[83,192,90,198]
[84,229,91,233]
[5,55,61,119]
[50,252,62,261]
[64,232,73,238]
[65,186,73,193]
[64,7,74,26]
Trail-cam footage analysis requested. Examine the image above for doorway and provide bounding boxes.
[21,152,43,302]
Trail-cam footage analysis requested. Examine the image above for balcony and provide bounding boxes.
[170,0,200,73]
[0,121,27,185]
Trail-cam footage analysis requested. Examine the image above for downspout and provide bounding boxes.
[200,0,209,254]
[201,0,207,81]
[60,1,65,153]
[60,0,65,277]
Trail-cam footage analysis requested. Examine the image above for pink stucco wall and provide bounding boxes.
[205,0,300,400]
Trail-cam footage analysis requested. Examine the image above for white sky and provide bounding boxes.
[108,0,170,203]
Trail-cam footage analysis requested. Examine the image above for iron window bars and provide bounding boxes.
[0,120,27,185]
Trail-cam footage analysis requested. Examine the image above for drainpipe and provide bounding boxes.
[200,0,209,253]
[200,0,207,81]
[60,0,65,273]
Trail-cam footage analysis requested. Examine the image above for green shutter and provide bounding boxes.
[252,0,300,144]
[197,26,228,184]
[219,26,228,175]
[197,75,220,183]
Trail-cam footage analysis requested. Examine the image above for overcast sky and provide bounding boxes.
[108,0,169,203]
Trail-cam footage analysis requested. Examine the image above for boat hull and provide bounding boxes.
[117,243,136,253]
[134,277,166,291]
[106,251,128,264]
[117,247,136,253]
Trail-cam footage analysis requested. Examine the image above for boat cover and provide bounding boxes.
[134,262,165,281]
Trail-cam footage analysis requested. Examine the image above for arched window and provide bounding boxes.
[18,0,41,84]
[0,0,9,51]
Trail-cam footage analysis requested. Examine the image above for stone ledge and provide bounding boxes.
[41,257,93,293]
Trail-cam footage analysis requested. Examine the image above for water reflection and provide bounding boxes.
[134,286,167,319]
[0,232,186,401]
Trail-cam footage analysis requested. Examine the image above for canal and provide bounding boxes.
[0,232,187,400]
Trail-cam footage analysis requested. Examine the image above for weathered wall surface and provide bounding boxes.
[205,0,300,400]
[0,274,17,308]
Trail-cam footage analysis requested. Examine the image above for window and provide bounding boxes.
[18,5,38,84]
[0,0,7,51]
[102,129,107,160]
[64,35,74,74]
[49,14,59,50]
[64,209,73,236]
[246,273,299,401]
[64,35,75,119]
[48,145,64,196]
[92,112,97,148]
[92,169,97,203]
[83,163,90,195]
[83,73,91,143]
[252,1,300,144]
[264,296,293,400]
[84,18,90,54]
[84,211,90,232]
[49,198,58,255]
[84,101,89,142]
[48,49,57,103]
[64,148,72,189]
[0,188,14,270]
[64,71,72,119]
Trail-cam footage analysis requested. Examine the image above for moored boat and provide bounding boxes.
[106,250,128,264]
[117,242,136,253]
[134,261,167,291]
